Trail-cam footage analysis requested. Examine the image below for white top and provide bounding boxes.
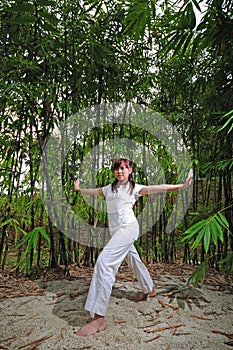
[102,181,144,231]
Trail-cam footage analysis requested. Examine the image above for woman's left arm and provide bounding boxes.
[139,169,193,196]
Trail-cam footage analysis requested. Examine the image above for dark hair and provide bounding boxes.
[111,158,135,193]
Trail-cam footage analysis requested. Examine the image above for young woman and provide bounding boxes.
[74,158,193,336]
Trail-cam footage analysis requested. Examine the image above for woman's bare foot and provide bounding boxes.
[135,288,156,302]
[75,315,106,336]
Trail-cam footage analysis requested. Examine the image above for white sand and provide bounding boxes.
[0,269,233,350]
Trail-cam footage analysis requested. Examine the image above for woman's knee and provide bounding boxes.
[94,252,108,274]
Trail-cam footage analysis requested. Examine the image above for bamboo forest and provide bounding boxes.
[0,0,232,285]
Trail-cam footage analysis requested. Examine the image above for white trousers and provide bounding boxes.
[85,220,154,316]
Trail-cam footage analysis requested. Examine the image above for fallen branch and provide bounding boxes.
[145,334,161,342]
[18,335,52,349]
[225,340,233,346]
[173,331,191,336]
[158,299,179,310]
[0,335,17,345]
[212,330,233,339]
[138,320,162,329]
[190,314,213,320]
[144,324,185,333]
[114,319,127,324]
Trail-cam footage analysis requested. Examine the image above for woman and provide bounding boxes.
[74,158,193,336]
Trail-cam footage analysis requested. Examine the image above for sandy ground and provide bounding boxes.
[0,265,233,350]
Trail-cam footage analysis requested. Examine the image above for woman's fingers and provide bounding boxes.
[187,169,193,186]
[74,179,80,190]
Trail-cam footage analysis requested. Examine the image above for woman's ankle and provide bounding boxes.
[94,314,104,320]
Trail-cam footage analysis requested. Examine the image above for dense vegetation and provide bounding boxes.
[0,0,232,282]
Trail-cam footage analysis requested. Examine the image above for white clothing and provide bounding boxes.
[84,181,154,316]
[101,182,144,231]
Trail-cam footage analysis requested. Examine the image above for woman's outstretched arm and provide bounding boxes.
[74,179,103,196]
[139,169,193,196]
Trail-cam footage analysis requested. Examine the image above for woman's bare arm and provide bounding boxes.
[74,179,103,196]
[139,169,193,196]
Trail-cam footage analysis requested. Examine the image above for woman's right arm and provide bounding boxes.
[74,179,103,196]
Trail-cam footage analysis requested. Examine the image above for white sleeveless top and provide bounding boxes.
[102,181,144,231]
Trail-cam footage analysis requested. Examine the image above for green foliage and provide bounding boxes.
[148,247,157,262]
[188,261,207,286]
[17,227,50,252]
[134,239,144,257]
[182,209,232,284]
[0,0,233,274]
[0,218,27,243]
[123,0,156,41]
[15,227,50,274]
[182,211,229,253]
[219,109,233,135]
[203,159,233,177]
[219,253,233,277]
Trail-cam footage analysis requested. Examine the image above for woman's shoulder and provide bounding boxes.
[134,183,145,190]
[101,183,112,194]
[133,183,146,196]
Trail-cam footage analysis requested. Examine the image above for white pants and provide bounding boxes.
[85,220,154,316]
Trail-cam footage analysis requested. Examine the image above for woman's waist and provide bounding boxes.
[108,212,137,228]
[106,201,133,213]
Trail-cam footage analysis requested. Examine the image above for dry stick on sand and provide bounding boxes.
[18,335,53,349]
[212,331,233,346]
[144,324,185,333]
[114,320,127,324]
[138,320,162,329]
[145,335,161,343]
[0,335,17,347]
[0,345,9,350]
[190,314,213,321]
[158,299,179,310]
[212,330,233,339]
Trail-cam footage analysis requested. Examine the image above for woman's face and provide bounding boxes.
[114,162,132,182]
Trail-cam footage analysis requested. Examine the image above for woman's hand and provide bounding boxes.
[74,179,81,192]
[74,179,103,196]
[181,169,193,189]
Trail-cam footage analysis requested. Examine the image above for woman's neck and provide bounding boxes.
[117,179,128,185]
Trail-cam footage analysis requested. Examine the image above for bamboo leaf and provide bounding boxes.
[219,252,233,277]
[190,0,202,12]
[38,10,59,23]
[10,15,36,24]
[188,261,207,286]
[3,4,35,13]
[181,219,208,243]
[209,219,218,245]
[16,227,49,250]
[182,32,193,54]
[38,228,50,244]
[0,218,20,229]
[25,234,34,254]
[212,218,224,242]
[218,110,233,133]
[216,212,229,231]
[32,230,39,251]
[185,2,196,30]
[36,0,56,6]
[203,225,210,253]
[84,0,103,16]
[191,227,206,249]
[16,234,30,248]
[197,261,207,285]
